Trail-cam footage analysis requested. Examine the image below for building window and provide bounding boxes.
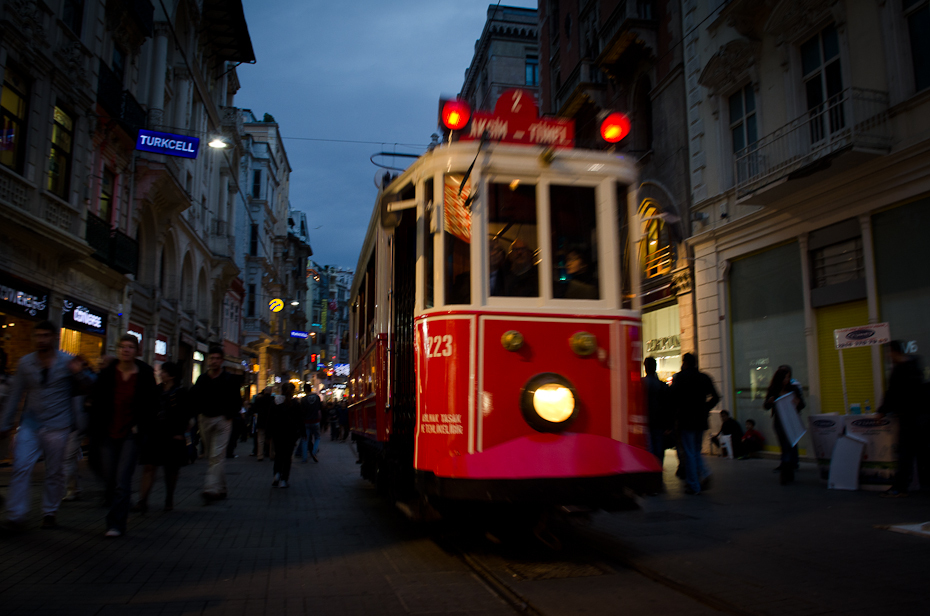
[729,84,757,154]
[811,238,864,288]
[247,284,256,317]
[252,169,261,198]
[112,45,126,85]
[1,66,28,174]
[905,0,930,92]
[525,55,539,86]
[47,105,74,199]
[99,167,114,223]
[62,0,84,37]
[801,24,844,143]
[641,204,672,279]
[249,224,258,256]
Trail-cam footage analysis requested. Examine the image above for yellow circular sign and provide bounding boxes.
[269,298,284,313]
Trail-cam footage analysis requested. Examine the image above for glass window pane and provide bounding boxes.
[732,124,745,153]
[801,35,821,76]
[825,62,843,99]
[444,174,472,304]
[54,106,73,131]
[822,24,839,60]
[550,185,599,299]
[744,85,755,113]
[489,182,538,297]
[729,91,743,124]
[746,115,757,145]
[908,7,930,92]
[424,178,434,309]
[805,77,824,110]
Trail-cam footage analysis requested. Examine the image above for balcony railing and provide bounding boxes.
[96,60,147,137]
[84,212,139,276]
[243,317,271,336]
[599,0,657,53]
[1,165,82,238]
[735,87,892,199]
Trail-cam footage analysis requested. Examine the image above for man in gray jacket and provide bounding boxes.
[0,321,88,529]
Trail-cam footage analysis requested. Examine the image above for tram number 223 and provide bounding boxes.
[425,335,453,358]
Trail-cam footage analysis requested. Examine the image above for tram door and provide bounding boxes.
[391,188,417,455]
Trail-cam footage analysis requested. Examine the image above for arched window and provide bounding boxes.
[642,204,672,278]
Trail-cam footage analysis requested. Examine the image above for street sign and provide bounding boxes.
[269,298,284,312]
[834,323,891,350]
[290,330,309,339]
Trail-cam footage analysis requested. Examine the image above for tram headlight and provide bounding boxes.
[520,373,578,433]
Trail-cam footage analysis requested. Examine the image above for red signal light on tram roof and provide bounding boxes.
[600,112,631,144]
[441,99,471,131]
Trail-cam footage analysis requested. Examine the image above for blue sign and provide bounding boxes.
[136,129,200,159]
[290,330,309,339]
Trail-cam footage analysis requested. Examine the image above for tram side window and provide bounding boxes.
[444,174,472,305]
[488,181,539,297]
[424,178,434,309]
[365,253,376,344]
[551,185,599,299]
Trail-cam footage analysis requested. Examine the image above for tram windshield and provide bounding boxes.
[488,181,539,297]
[444,173,472,305]
[550,185,599,300]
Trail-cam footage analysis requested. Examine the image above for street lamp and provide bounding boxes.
[208,137,229,149]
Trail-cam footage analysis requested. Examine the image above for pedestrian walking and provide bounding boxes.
[877,341,926,497]
[299,384,322,463]
[337,400,349,441]
[670,353,720,495]
[62,356,98,502]
[251,387,273,460]
[643,356,671,463]
[189,347,242,502]
[133,362,191,512]
[270,383,303,488]
[762,365,805,485]
[88,334,159,537]
[0,321,91,530]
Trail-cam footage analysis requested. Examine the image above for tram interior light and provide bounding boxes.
[441,99,471,131]
[533,384,575,423]
[600,112,631,144]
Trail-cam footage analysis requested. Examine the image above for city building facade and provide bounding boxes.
[0,0,254,387]
[682,0,930,453]
[538,0,693,382]
[460,5,540,111]
[306,262,352,399]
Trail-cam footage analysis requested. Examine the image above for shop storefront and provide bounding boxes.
[642,303,681,383]
[60,297,108,363]
[127,322,145,354]
[154,333,169,375]
[0,270,51,373]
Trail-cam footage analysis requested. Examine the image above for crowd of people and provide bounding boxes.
[0,320,347,536]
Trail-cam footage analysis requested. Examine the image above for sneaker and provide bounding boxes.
[700,475,713,491]
[41,515,57,529]
[62,492,82,502]
[104,528,122,538]
[881,489,908,498]
[310,453,318,463]
[280,480,288,488]
[131,501,148,513]
[2,519,28,532]
[272,473,280,488]
[683,486,700,495]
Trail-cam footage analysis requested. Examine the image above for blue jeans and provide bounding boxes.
[300,423,321,461]
[679,430,710,493]
[6,425,70,522]
[649,425,666,463]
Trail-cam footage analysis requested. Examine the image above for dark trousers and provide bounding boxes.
[272,436,298,481]
[893,415,930,491]
[774,416,799,467]
[99,435,139,533]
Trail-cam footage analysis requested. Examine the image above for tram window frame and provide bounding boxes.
[549,184,601,301]
[442,172,474,306]
[486,177,541,303]
[421,177,435,309]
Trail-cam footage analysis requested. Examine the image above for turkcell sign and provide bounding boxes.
[136,129,200,159]
[290,330,309,339]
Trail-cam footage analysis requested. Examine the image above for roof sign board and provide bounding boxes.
[136,129,200,159]
[459,88,575,148]
[834,323,891,350]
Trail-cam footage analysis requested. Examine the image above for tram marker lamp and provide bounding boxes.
[600,112,631,144]
[441,99,471,131]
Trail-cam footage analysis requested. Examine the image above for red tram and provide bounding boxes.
[347,90,661,509]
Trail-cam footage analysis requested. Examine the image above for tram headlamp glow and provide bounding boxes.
[520,373,579,433]
[532,384,575,423]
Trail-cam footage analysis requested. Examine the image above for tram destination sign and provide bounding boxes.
[460,88,574,148]
[136,129,200,159]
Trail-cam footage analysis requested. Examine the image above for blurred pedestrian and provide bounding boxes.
[251,387,272,460]
[710,410,743,457]
[270,383,302,488]
[670,353,720,495]
[133,362,190,512]
[189,347,241,502]
[0,321,91,530]
[299,384,322,462]
[62,356,102,501]
[643,356,671,463]
[338,400,349,441]
[88,334,158,537]
[763,365,805,485]
[878,341,925,497]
